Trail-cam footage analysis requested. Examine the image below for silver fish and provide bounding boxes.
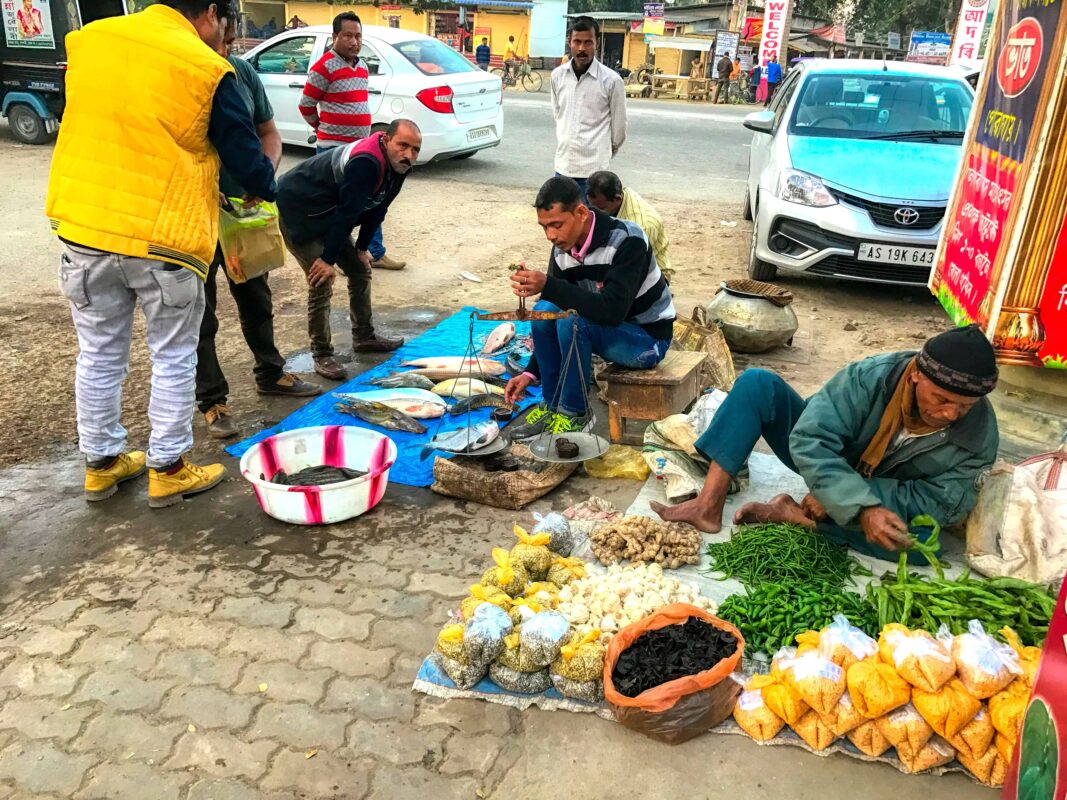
[369,372,436,390]
[420,420,500,460]
[335,400,426,434]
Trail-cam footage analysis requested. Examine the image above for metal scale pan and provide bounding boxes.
[527,432,609,464]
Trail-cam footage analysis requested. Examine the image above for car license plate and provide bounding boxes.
[467,127,493,142]
[857,243,937,266]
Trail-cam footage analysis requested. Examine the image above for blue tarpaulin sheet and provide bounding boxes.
[226,307,541,487]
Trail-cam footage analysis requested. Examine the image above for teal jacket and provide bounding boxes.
[790,352,999,530]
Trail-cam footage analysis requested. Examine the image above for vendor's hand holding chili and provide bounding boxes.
[511,269,546,298]
[859,506,912,552]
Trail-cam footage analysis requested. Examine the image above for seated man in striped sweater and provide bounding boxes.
[504,177,676,438]
[299,12,405,271]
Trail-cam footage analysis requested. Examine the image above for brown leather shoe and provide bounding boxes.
[314,356,347,381]
[352,334,405,353]
[371,255,406,270]
[204,404,238,439]
[257,373,323,397]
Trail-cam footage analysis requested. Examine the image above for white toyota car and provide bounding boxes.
[242,25,504,161]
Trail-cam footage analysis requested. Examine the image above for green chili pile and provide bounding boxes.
[704,523,870,589]
[717,581,879,655]
[867,516,1056,647]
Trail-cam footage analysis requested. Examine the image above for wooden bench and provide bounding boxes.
[600,350,708,445]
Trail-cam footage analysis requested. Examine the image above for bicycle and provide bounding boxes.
[491,59,543,92]
[729,77,755,104]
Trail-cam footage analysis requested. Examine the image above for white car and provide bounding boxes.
[242,25,504,161]
[743,59,974,286]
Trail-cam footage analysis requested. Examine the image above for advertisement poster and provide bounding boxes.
[2,0,54,49]
[1035,217,1067,367]
[1001,576,1066,800]
[712,30,740,77]
[742,15,763,42]
[756,0,789,66]
[950,0,992,63]
[907,30,952,63]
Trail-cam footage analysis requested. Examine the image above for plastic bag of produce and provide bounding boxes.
[435,623,467,662]
[791,709,837,751]
[550,630,605,703]
[989,678,1029,743]
[957,743,1000,785]
[218,199,285,283]
[489,662,552,694]
[771,646,798,674]
[532,511,576,556]
[912,677,981,738]
[846,660,910,719]
[460,584,511,621]
[550,672,604,703]
[510,524,552,581]
[524,581,559,606]
[464,603,513,667]
[879,625,955,692]
[520,611,571,667]
[795,630,821,655]
[819,690,865,737]
[481,547,528,597]
[847,719,892,757]
[603,604,744,744]
[995,731,1015,763]
[497,632,541,673]
[508,597,545,626]
[896,735,955,774]
[949,706,994,760]
[819,615,877,670]
[429,647,486,691]
[546,556,586,588]
[780,651,846,716]
[1000,626,1041,687]
[952,620,1023,699]
[584,445,651,481]
[733,675,785,741]
[875,702,933,752]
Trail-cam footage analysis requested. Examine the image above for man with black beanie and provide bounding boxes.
[653,325,999,562]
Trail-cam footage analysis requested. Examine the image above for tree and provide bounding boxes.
[847,0,958,37]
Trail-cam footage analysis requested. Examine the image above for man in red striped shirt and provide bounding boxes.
[299,12,406,270]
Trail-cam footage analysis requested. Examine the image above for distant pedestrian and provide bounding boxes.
[765,54,782,106]
[715,50,733,103]
[286,14,306,29]
[550,16,626,204]
[476,36,490,70]
[300,12,406,271]
[503,35,519,79]
[749,63,761,103]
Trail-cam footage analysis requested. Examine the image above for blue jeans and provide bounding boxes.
[316,144,386,260]
[694,368,934,563]
[531,300,670,416]
[554,173,589,206]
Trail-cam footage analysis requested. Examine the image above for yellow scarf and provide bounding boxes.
[858,358,939,477]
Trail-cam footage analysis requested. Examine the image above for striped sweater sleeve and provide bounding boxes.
[299,54,332,121]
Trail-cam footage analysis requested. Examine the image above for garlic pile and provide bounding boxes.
[555,562,718,646]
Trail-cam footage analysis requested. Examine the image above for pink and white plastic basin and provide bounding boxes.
[240,425,396,525]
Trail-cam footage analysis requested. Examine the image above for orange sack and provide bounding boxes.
[604,603,744,744]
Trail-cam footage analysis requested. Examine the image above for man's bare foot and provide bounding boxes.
[650,498,723,533]
[733,493,816,529]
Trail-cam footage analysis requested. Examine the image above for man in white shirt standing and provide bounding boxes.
[551,16,626,204]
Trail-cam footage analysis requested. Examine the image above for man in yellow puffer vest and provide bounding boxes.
[46,0,278,508]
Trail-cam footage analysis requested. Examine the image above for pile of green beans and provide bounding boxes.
[717,581,879,656]
[704,523,870,590]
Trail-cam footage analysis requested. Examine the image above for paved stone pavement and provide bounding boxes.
[0,454,994,800]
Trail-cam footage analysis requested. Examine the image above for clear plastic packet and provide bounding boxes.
[489,662,551,694]
[520,611,572,667]
[1000,627,1041,688]
[464,603,513,667]
[956,743,1000,785]
[429,650,486,690]
[524,581,560,608]
[780,651,846,716]
[733,675,786,742]
[546,556,586,588]
[532,511,575,556]
[460,584,511,621]
[988,679,1029,743]
[879,625,956,692]
[819,690,865,737]
[994,732,1015,765]
[434,623,467,662]
[846,659,911,719]
[508,597,545,626]
[949,706,994,760]
[912,677,982,738]
[895,735,955,774]
[791,709,837,751]
[510,524,552,581]
[952,620,1023,699]
[759,669,809,726]
[847,719,892,757]
[497,632,542,672]
[795,630,821,655]
[875,702,933,752]
[818,615,877,670]
[481,547,529,597]
[550,672,603,703]
[770,646,798,674]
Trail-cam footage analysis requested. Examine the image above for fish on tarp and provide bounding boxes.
[420,420,501,460]
[335,388,446,419]
[448,394,516,416]
[480,323,516,355]
[369,372,436,390]
[432,378,506,398]
[334,399,426,434]
[401,357,506,377]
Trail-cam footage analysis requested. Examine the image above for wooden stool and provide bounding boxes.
[601,350,707,445]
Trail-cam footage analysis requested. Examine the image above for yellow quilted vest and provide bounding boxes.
[45,5,234,278]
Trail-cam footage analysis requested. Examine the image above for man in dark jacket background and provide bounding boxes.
[653,326,1000,562]
[715,50,733,103]
[277,119,421,381]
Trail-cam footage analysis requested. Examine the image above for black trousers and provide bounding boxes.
[196,246,286,413]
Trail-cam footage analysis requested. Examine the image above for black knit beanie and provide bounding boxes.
[916,324,998,397]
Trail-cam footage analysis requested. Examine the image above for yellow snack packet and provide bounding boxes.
[875,702,933,752]
[912,677,982,739]
[818,615,877,670]
[952,620,1023,699]
[989,679,1029,742]
[957,744,999,785]
[819,690,865,737]
[847,719,892,757]
[460,584,511,620]
[895,736,956,774]
[481,547,528,597]
[995,731,1015,764]
[949,706,994,760]
[733,675,786,742]
[791,709,837,751]
[760,671,810,726]
[846,659,911,719]
[1000,627,1041,688]
[781,651,846,716]
[510,524,552,581]
[879,626,955,692]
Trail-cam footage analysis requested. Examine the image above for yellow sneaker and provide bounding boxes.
[84,451,147,502]
[148,457,227,509]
